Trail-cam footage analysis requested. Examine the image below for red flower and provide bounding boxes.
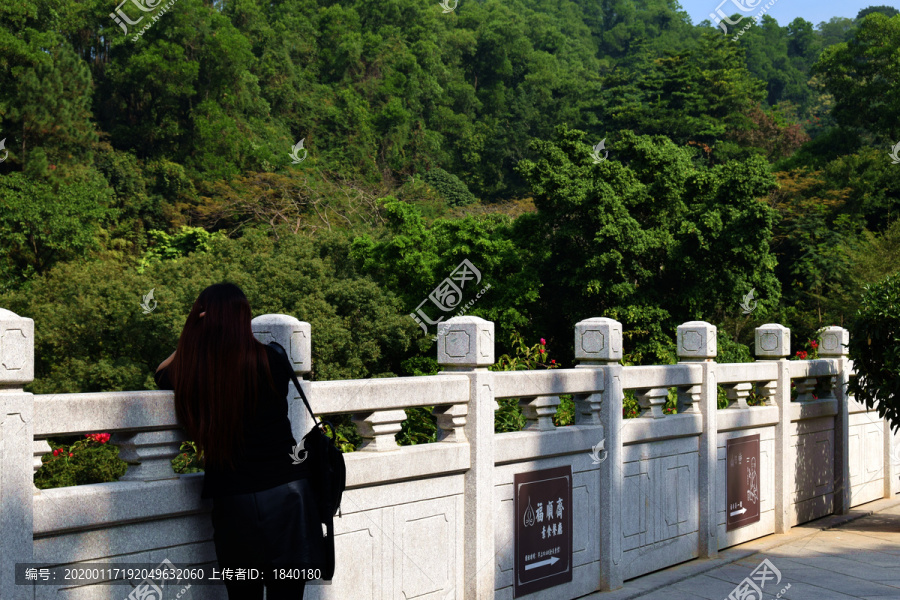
[68,452,74,457]
[540,338,546,345]
[810,340,818,349]
[539,348,545,354]
[550,359,556,364]
[52,449,60,456]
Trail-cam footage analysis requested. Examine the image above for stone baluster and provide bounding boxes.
[352,410,407,451]
[755,323,792,533]
[635,387,669,418]
[116,429,187,481]
[794,378,817,402]
[677,385,701,414]
[0,308,35,598]
[575,317,623,590]
[433,403,467,442]
[520,395,562,430]
[723,382,753,409]
[252,314,313,445]
[437,316,496,600]
[34,439,51,486]
[818,326,857,509]
[755,379,777,406]
[677,321,717,558]
[573,317,622,425]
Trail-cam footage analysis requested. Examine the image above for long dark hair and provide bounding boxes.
[171,283,275,471]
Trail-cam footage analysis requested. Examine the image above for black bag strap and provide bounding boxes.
[268,341,321,429]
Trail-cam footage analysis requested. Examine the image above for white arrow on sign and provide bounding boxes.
[525,556,560,571]
[730,507,747,516]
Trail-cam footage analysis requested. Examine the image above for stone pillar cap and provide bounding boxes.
[0,308,35,386]
[574,317,623,362]
[818,326,849,357]
[755,323,790,358]
[252,314,312,374]
[438,316,494,368]
[677,321,717,360]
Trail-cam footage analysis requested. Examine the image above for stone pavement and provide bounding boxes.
[581,497,900,600]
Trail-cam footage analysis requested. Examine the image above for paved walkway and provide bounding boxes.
[581,497,900,600]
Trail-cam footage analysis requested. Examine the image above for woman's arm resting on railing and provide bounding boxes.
[157,350,176,373]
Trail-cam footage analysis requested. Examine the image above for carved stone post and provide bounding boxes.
[117,430,188,481]
[755,323,791,532]
[677,321,718,558]
[252,314,313,443]
[352,410,407,451]
[0,308,35,598]
[520,395,561,430]
[819,326,855,510]
[437,316,495,600]
[575,317,623,591]
[723,382,753,409]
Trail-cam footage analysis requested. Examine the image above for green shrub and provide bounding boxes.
[422,168,478,207]
[172,440,204,474]
[848,274,900,428]
[35,435,128,489]
[490,333,563,432]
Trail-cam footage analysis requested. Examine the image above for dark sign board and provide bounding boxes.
[514,466,573,598]
[726,434,761,531]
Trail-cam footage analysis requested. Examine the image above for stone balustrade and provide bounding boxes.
[0,306,893,600]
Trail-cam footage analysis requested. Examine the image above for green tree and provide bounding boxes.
[515,126,781,362]
[847,274,900,431]
[0,172,114,292]
[813,13,900,140]
[0,1,97,177]
[598,33,767,161]
[0,229,416,393]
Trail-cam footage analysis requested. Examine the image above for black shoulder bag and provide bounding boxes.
[268,342,346,580]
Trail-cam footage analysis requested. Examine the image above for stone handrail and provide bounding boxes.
[2,307,891,600]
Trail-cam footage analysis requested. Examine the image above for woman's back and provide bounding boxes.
[156,343,313,498]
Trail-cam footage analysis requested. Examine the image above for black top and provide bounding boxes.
[155,344,312,499]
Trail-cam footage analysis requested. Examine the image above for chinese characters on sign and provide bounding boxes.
[514,466,572,598]
[727,433,761,531]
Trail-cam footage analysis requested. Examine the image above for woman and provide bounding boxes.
[155,282,324,599]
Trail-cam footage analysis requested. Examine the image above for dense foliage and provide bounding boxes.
[1,1,898,486]
[848,275,900,431]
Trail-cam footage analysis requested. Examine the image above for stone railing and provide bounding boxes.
[0,308,895,600]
